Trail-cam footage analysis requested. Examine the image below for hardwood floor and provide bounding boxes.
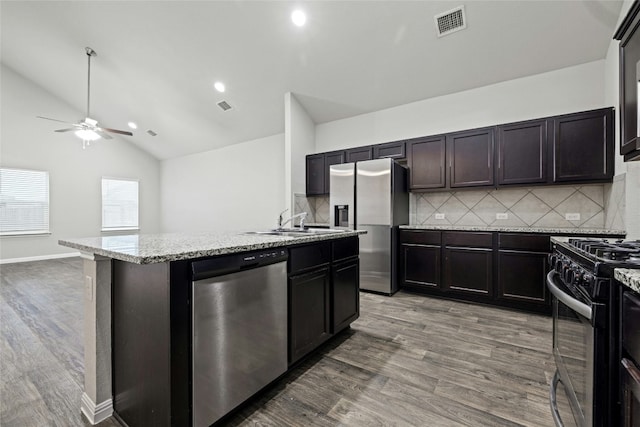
[1,258,562,426]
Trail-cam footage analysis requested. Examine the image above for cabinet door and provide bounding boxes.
[346,146,372,162]
[447,127,495,188]
[401,244,441,289]
[331,258,359,333]
[324,151,346,195]
[615,3,640,161]
[497,250,548,304]
[407,136,446,190]
[306,154,325,196]
[289,267,331,364]
[497,119,547,185]
[443,247,492,296]
[552,108,614,183]
[373,141,406,159]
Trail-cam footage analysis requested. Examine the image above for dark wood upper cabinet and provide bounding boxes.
[407,136,446,190]
[324,151,345,195]
[447,127,495,188]
[496,119,548,186]
[305,154,325,196]
[615,1,640,162]
[373,141,406,159]
[305,151,344,196]
[552,108,614,183]
[346,146,372,162]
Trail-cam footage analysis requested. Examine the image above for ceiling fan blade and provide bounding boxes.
[37,116,76,125]
[102,127,133,136]
[95,130,113,140]
[54,128,78,133]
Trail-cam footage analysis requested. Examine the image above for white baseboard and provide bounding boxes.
[0,252,80,265]
[81,393,113,425]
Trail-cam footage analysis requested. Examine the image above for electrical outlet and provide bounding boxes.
[435,213,445,220]
[496,213,508,220]
[565,213,581,221]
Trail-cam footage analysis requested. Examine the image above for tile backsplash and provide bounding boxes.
[411,185,609,229]
[296,182,624,231]
[293,194,330,224]
[604,174,625,231]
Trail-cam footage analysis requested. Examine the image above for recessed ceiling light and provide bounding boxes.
[214,81,226,93]
[127,122,138,129]
[291,10,306,27]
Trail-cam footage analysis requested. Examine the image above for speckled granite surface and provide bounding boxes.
[615,269,640,293]
[59,230,364,264]
[400,225,626,235]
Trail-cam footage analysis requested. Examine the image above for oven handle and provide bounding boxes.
[546,271,592,320]
[549,370,565,427]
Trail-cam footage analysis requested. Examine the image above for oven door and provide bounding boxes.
[547,271,607,427]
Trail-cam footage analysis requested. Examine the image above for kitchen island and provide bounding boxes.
[59,230,364,426]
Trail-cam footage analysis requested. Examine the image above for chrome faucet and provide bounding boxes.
[277,209,307,230]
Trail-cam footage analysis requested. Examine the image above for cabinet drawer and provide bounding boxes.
[332,236,359,262]
[498,233,550,252]
[400,230,441,245]
[289,242,331,275]
[443,231,493,248]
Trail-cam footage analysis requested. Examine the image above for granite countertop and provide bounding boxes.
[615,269,640,293]
[59,230,365,265]
[400,225,626,236]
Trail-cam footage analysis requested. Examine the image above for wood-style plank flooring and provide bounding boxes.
[1,258,566,426]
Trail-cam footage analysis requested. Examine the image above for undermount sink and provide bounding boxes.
[244,228,346,237]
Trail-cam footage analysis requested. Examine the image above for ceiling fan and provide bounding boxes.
[37,47,133,147]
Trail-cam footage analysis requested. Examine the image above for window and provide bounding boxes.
[101,178,139,231]
[0,168,50,236]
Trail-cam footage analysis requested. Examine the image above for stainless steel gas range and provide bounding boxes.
[547,238,640,427]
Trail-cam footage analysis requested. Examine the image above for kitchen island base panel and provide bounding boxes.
[80,252,113,425]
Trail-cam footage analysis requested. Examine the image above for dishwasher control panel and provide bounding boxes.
[192,248,288,281]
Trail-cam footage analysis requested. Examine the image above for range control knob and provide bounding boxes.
[583,274,595,289]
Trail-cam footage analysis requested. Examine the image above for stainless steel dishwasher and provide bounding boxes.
[191,248,288,427]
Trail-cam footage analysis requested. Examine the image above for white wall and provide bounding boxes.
[605,0,640,239]
[0,64,161,261]
[160,133,285,233]
[284,93,316,212]
[315,60,606,153]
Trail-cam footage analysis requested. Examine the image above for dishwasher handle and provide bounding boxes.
[192,248,287,281]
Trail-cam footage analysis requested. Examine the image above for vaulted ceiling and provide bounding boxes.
[1,1,623,160]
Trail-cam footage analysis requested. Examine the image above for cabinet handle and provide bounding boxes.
[622,358,640,385]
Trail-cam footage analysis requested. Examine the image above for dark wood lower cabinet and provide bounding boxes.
[289,267,331,364]
[497,250,548,303]
[443,247,492,296]
[399,230,552,314]
[402,244,441,289]
[331,258,359,333]
[621,290,640,427]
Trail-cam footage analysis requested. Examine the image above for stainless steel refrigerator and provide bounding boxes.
[329,158,408,295]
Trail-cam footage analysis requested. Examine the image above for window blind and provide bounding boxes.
[102,178,139,231]
[0,168,50,235]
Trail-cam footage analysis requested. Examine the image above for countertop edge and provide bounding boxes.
[399,225,626,235]
[615,268,640,293]
[59,230,365,264]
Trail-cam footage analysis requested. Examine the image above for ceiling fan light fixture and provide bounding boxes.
[128,122,138,129]
[75,129,101,142]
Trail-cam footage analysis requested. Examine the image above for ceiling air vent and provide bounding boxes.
[217,100,232,111]
[147,130,157,136]
[434,6,466,38]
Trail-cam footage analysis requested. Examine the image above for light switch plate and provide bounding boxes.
[435,213,445,220]
[565,213,581,221]
[496,213,508,220]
